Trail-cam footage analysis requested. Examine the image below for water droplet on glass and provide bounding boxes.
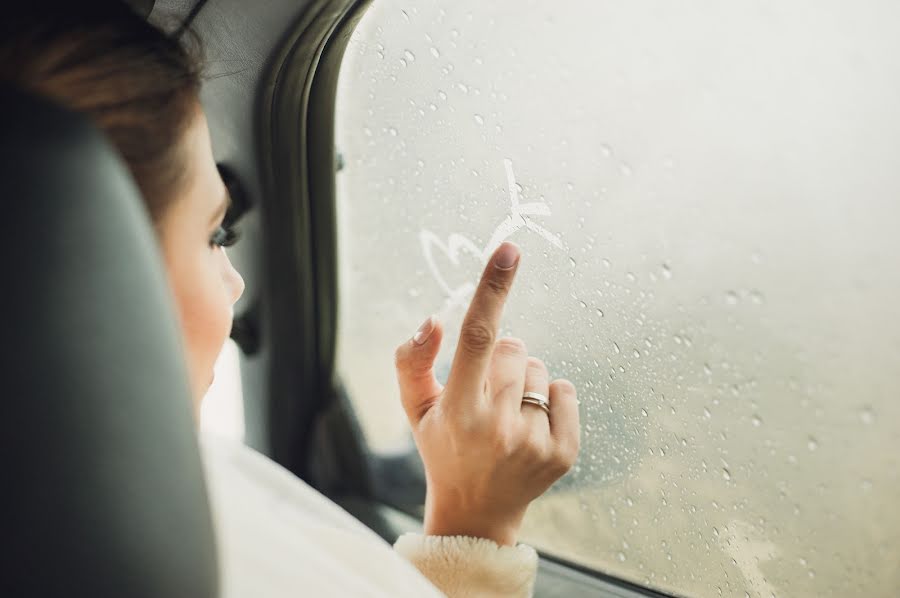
[403,49,416,62]
[542,282,550,291]
[600,144,613,157]
[620,162,633,177]
[388,127,398,136]
[633,349,641,359]
[617,552,626,562]
[703,407,712,419]
[400,9,410,22]
[398,58,407,67]
[595,308,604,318]
[661,263,672,279]
[437,90,447,100]
[859,406,874,424]
[430,46,440,58]
[725,291,739,305]
[613,342,621,354]
[807,437,819,451]
[751,414,762,427]
[474,114,484,125]
[641,408,648,417]
[722,468,732,481]
[578,300,587,309]
[749,290,765,304]
[457,82,469,93]
[569,257,577,268]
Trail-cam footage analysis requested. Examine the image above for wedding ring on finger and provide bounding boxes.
[521,391,550,415]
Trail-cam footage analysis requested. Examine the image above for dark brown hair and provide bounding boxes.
[0,2,204,220]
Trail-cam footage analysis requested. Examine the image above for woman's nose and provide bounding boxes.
[222,249,245,305]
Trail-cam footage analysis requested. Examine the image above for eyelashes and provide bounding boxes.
[210,223,241,248]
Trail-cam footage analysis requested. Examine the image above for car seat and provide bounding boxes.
[0,84,218,597]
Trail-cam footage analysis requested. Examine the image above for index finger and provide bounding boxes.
[444,241,521,403]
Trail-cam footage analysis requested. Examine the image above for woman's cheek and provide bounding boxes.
[205,250,238,349]
[187,251,239,395]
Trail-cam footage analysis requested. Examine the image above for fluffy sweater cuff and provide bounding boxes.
[393,532,538,597]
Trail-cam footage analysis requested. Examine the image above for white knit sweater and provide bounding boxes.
[200,433,538,597]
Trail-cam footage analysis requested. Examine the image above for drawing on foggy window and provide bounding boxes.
[419,159,565,315]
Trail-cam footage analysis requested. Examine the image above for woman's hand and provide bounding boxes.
[394,241,581,546]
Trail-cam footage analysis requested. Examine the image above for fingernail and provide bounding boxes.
[412,315,435,345]
[494,242,519,270]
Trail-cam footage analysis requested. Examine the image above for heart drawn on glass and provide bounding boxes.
[419,230,485,310]
[417,159,566,313]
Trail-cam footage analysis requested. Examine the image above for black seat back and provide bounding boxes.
[0,86,218,597]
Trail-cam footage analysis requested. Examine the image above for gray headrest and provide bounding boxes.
[0,85,218,597]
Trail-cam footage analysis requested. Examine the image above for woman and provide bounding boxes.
[1,3,581,596]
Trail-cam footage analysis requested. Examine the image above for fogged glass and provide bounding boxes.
[334,2,900,595]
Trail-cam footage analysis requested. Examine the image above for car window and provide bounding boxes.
[334,1,900,595]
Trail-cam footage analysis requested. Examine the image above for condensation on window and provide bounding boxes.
[334,1,900,595]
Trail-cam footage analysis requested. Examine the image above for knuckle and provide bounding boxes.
[460,320,496,354]
[552,455,573,477]
[527,356,546,369]
[527,356,547,376]
[531,437,551,462]
[522,426,549,459]
[393,345,407,369]
[394,345,429,375]
[551,378,577,398]
[557,438,580,469]
[484,273,510,296]
[491,428,516,457]
[452,412,481,439]
[495,336,527,356]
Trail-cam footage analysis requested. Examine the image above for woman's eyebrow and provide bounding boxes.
[209,188,231,226]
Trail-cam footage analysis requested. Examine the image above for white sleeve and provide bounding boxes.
[393,533,538,598]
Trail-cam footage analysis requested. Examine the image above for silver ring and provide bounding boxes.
[521,391,550,415]
[522,391,549,403]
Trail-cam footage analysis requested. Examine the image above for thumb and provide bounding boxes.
[394,315,445,423]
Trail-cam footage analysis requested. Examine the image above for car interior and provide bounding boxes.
[4,1,898,597]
